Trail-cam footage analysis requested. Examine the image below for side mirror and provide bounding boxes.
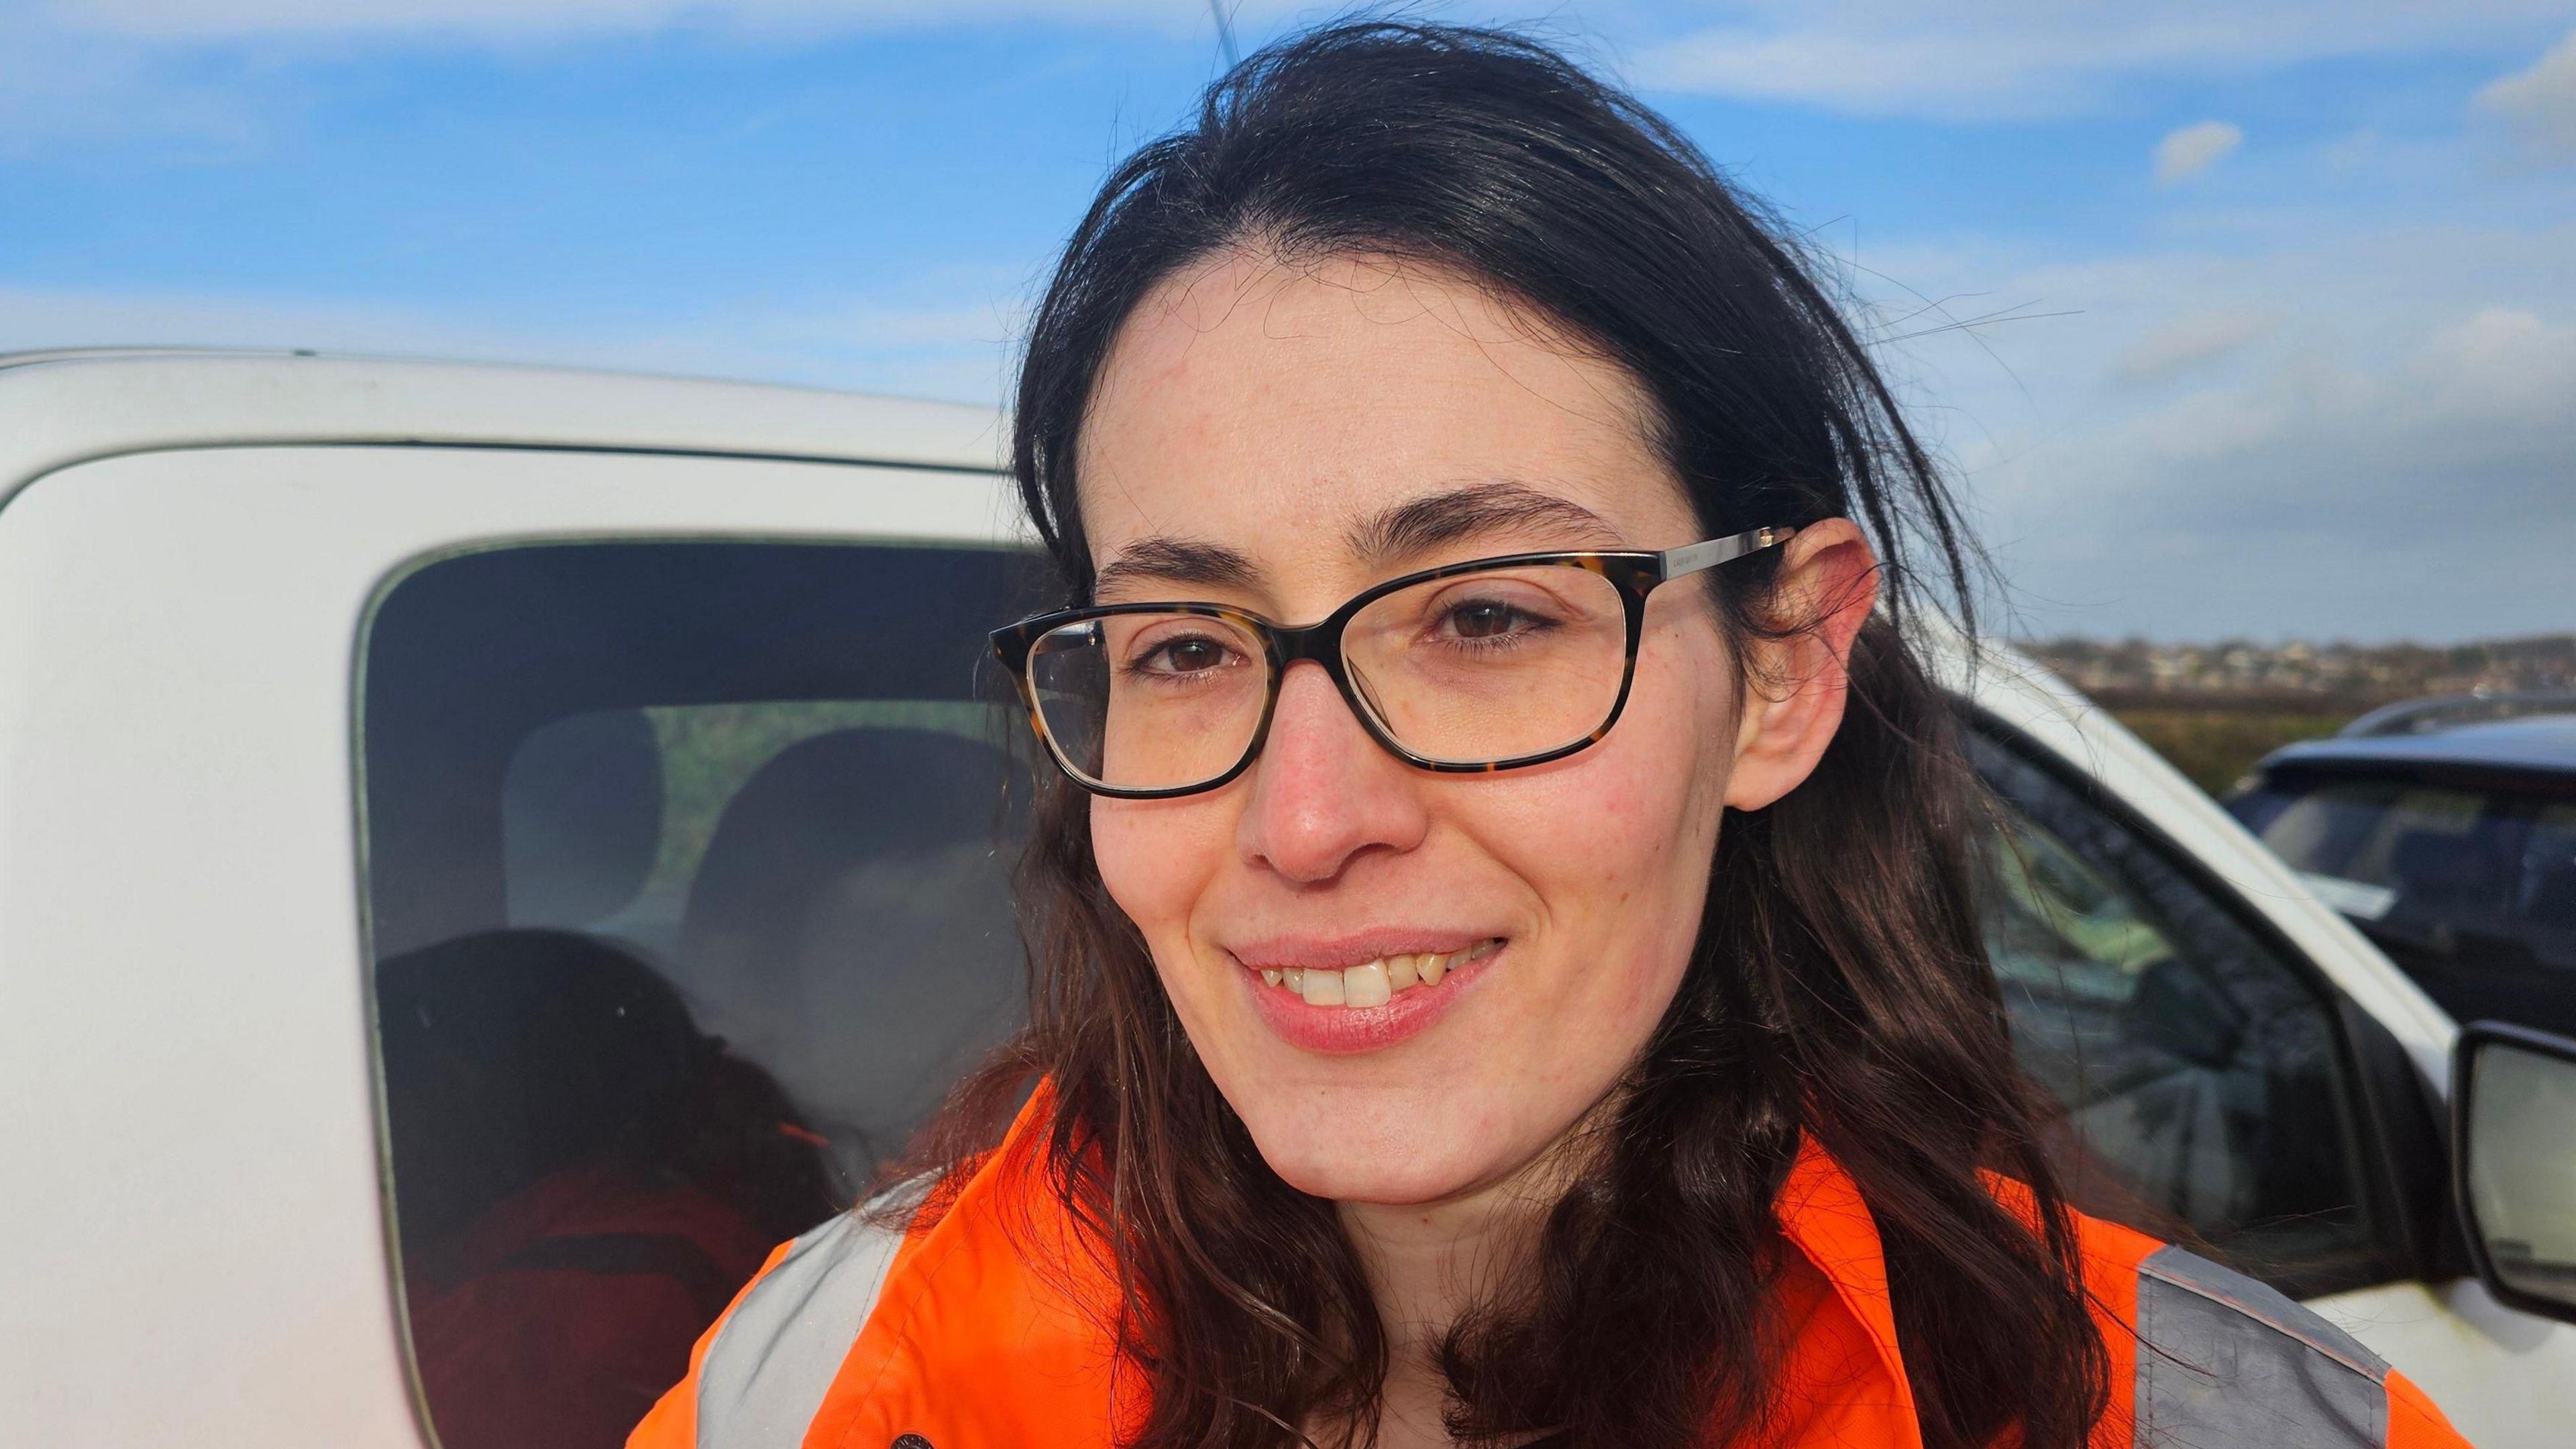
[2453,1020,2576,1324]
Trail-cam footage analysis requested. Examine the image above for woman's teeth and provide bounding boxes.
[1257,941,1501,1008]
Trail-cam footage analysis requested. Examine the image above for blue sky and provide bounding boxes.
[5,2,2574,644]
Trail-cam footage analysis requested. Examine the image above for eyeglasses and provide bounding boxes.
[990,526,1795,799]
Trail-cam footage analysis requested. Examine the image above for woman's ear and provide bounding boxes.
[1723,519,1879,812]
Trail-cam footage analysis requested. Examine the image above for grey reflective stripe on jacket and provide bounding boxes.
[686,1214,2403,1449]
[695,1183,924,1449]
[2135,1244,2393,1449]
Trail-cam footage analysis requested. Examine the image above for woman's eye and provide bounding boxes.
[1438,598,1548,641]
[1136,635,1235,674]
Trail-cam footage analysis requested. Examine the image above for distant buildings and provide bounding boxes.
[2021,633,2576,706]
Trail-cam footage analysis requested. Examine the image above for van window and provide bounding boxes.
[1972,733,2377,1283]
[360,541,1038,1449]
[2231,771,2576,1038]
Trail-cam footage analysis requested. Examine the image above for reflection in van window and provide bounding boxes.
[382,929,833,1449]
[1972,733,2375,1284]
[361,541,1038,1449]
[2232,772,2576,1037]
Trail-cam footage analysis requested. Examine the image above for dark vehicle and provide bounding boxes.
[2228,696,2576,1038]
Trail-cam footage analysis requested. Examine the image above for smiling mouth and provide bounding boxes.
[1253,939,1503,1008]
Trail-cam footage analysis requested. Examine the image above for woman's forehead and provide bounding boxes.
[1077,250,1688,593]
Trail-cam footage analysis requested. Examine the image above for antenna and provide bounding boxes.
[1209,1,1240,68]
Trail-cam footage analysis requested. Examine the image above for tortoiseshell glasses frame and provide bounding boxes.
[989,525,1796,800]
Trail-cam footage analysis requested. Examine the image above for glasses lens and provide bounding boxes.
[1345,564,1630,764]
[1026,610,1270,792]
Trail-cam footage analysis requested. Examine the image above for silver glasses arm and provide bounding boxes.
[1658,525,1796,580]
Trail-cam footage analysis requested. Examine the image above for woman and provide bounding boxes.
[634,23,2469,1449]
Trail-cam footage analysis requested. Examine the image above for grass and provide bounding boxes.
[2100,708,2356,798]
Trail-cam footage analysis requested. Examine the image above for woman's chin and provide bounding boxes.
[1240,1105,1525,1207]
[1272,1157,1481,1207]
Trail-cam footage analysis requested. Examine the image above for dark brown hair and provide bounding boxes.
[902,20,2106,1449]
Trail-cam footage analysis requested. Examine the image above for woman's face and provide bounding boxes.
[1077,252,1798,1208]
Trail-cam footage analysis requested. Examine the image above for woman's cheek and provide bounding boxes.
[1089,797,1228,961]
[1515,706,1716,886]
[1522,663,1728,955]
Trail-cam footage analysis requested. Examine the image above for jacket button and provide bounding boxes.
[892,1437,932,1449]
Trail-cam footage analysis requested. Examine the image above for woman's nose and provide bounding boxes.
[1236,660,1429,883]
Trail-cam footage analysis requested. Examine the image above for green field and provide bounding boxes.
[2099,707,2356,798]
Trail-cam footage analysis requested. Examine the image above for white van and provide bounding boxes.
[1,350,2567,1448]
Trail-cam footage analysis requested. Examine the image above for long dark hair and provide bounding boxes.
[904,21,2106,1449]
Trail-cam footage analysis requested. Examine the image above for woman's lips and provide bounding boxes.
[1234,938,1505,1055]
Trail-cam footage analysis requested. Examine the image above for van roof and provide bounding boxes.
[2262,713,2576,780]
[0,349,1008,507]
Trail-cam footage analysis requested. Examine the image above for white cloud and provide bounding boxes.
[4,0,1280,148]
[2424,306,2576,421]
[2477,28,2576,160]
[2106,308,2273,386]
[0,10,270,156]
[0,278,1026,403]
[1637,1,2576,119]
[2153,120,2242,186]
[1637,26,2091,120]
[1851,223,2576,641]
[46,0,1232,43]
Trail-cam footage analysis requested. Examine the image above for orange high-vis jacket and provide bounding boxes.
[631,1085,2472,1449]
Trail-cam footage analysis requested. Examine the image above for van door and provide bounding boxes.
[360,538,1045,1449]
[0,443,1022,1449]
[1970,721,2576,1447]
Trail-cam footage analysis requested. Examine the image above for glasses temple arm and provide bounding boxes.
[1658,525,1797,580]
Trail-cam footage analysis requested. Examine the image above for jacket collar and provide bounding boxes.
[835,1089,1925,1449]
[1775,1136,1923,1448]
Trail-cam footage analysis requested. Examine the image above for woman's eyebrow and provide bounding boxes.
[1093,482,1615,598]
[1094,536,1265,596]
[1348,480,1621,564]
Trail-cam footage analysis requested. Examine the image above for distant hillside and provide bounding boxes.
[2015,633,2576,795]
[2021,633,2576,708]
